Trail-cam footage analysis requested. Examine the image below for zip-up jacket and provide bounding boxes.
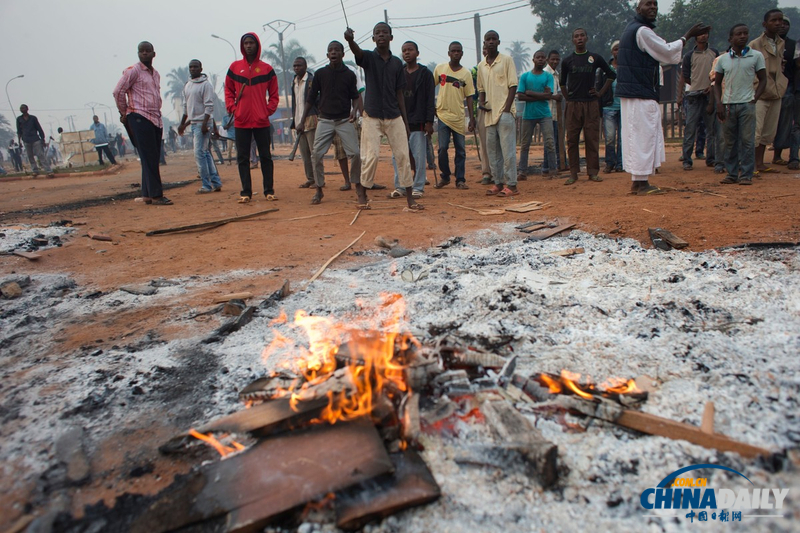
[224,33,280,128]
[749,32,788,100]
[404,65,436,129]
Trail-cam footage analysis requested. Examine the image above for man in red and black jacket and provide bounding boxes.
[225,32,280,202]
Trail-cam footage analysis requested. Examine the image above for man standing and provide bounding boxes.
[560,28,616,185]
[617,0,705,195]
[770,15,796,169]
[346,22,422,210]
[390,41,435,198]
[177,59,222,194]
[114,42,171,205]
[543,50,564,174]
[90,115,118,166]
[8,140,23,172]
[291,57,318,189]
[297,41,364,206]
[750,9,787,175]
[225,33,280,203]
[16,105,54,177]
[678,27,718,170]
[478,30,519,197]
[433,41,475,190]
[517,50,559,178]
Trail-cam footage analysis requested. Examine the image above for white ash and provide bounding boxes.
[0,223,75,253]
[1,228,799,532]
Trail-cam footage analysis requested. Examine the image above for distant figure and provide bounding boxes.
[115,133,127,158]
[177,59,223,194]
[543,50,564,173]
[9,140,23,171]
[517,50,559,179]
[113,41,172,205]
[225,32,280,203]
[90,115,117,165]
[168,126,178,153]
[291,56,318,189]
[16,104,54,177]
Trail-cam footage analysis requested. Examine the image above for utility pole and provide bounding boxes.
[474,14,482,65]
[384,9,388,23]
[263,20,295,115]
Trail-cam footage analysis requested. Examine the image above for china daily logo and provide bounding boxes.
[640,464,789,523]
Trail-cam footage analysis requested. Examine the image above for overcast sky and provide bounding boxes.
[0,0,692,134]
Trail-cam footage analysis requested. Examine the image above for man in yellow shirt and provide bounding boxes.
[433,42,476,189]
[478,30,519,196]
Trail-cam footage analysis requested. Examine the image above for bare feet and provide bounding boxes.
[355,183,369,206]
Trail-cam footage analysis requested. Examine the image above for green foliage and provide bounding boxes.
[658,0,784,52]
[506,41,532,74]
[164,66,189,104]
[530,0,634,57]
[262,40,316,97]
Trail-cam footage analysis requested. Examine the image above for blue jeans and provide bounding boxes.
[682,94,715,166]
[192,124,222,190]
[518,117,556,173]
[437,122,466,182]
[392,130,427,192]
[602,108,623,170]
[721,103,756,180]
[542,121,561,172]
[486,112,517,186]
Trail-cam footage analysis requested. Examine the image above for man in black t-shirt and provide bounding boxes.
[297,41,363,206]
[560,28,616,184]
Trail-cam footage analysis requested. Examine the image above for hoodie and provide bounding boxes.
[183,73,215,123]
[224,33,280,128]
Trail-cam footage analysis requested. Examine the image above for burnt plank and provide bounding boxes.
[525,223,576,241]
[652,227,689,249]
[335,449,440,531]
[134,419,392,533]
[648,228,672,251]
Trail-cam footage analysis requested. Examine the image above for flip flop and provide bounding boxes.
[760,167,780,174]
[237,196,251,204]
[496,187,520,197]
[388,189,404,199]
[357,204,372,210]
[404,204,424,212]
[265,194,279,201]
[773,159,789,165]
[486,184,502,196]
[637,185,665,195]
[564,177,578,185]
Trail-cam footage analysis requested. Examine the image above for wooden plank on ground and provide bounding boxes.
[648,228,671,250]
[133,419,393,533]
[651,227,689,249]
[146,208,279,236]
[11,250,41,260]
[515,221,546,230]
[335,449,441,531]
[525,223,576,241]
[519,224,550,234]
[550,247,584,257]
[212,292,254,303]
[504,204,545,213]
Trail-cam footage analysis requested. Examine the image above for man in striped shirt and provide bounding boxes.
[113,41,172,205]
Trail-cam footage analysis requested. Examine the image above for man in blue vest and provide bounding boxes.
[616,0,706,195]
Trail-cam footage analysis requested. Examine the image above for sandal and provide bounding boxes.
[412,190,424,198]
[388,189,404,199]
[496,187,520,197]
[486,184,502,196]
[588,175,603,182]
[237,196,251,204]
[759,167,780,174]
[719,176,738,184]
[150,196,173,205]
[637,185,665,195]
[357,204,372,210]
[405,203,425,211]
[340,184,352,191]
[789,161,800,170]
[772,159,789,165]
[265,194,278,201]
[455,182,469,190]
[564,176,578,185]
[299,181,315,188]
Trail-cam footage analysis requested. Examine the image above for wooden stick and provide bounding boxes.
[700,401,715,434]
[350,209,361,226]
[146,208,279,236]
[282,211,347,222]
[308,231,366,285]
[212,292,253,303]
[550,247,584,257]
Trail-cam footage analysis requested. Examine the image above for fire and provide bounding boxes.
[189,429,245,458]
[538,371,641,400]
[263,293,416,425]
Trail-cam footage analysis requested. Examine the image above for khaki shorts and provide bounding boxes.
[755,98,781,146]
[333,122,361,160]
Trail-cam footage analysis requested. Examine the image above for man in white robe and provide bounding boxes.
[618,0,706,194]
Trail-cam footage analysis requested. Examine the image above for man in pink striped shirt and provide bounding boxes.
[113,41,172,205]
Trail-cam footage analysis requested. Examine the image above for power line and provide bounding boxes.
[393,4,529,29]
[391,0,527,21]
[297,0,392,31]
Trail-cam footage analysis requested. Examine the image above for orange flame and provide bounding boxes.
[540,371,641,399]
[560,370,595,400]
[189,429,245,458]
[265,294,415,425]
[540,373,563,394]
[602,377,640,395]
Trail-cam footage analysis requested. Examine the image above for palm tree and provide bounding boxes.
[506,41,532,75]
[262,40,316,104]
[164,66,190,103]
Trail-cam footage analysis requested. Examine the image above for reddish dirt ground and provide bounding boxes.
[0,142,798,527]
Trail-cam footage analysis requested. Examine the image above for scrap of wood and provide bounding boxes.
[642,208,659,215]
[336,449,441,531]
[505,201,547,214]
[447,202,506,216]
[700,401,715,435]
[519,223,550,234]
[212,292,253,303]
[137,419,392,533]
[515,221,545,230]
[204,305,256,344]
[651,227,688,249]
[350,209,361,226]
[146,208,279,236]
[160,396,329,454]
[648,228,671,251]
[773,193,795,199]
[88,233,113,242]
[308,230,366,285]
[11,250,41,260]
[282,211,347,221]
[550,247,584,257]
[525,223,576,241]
